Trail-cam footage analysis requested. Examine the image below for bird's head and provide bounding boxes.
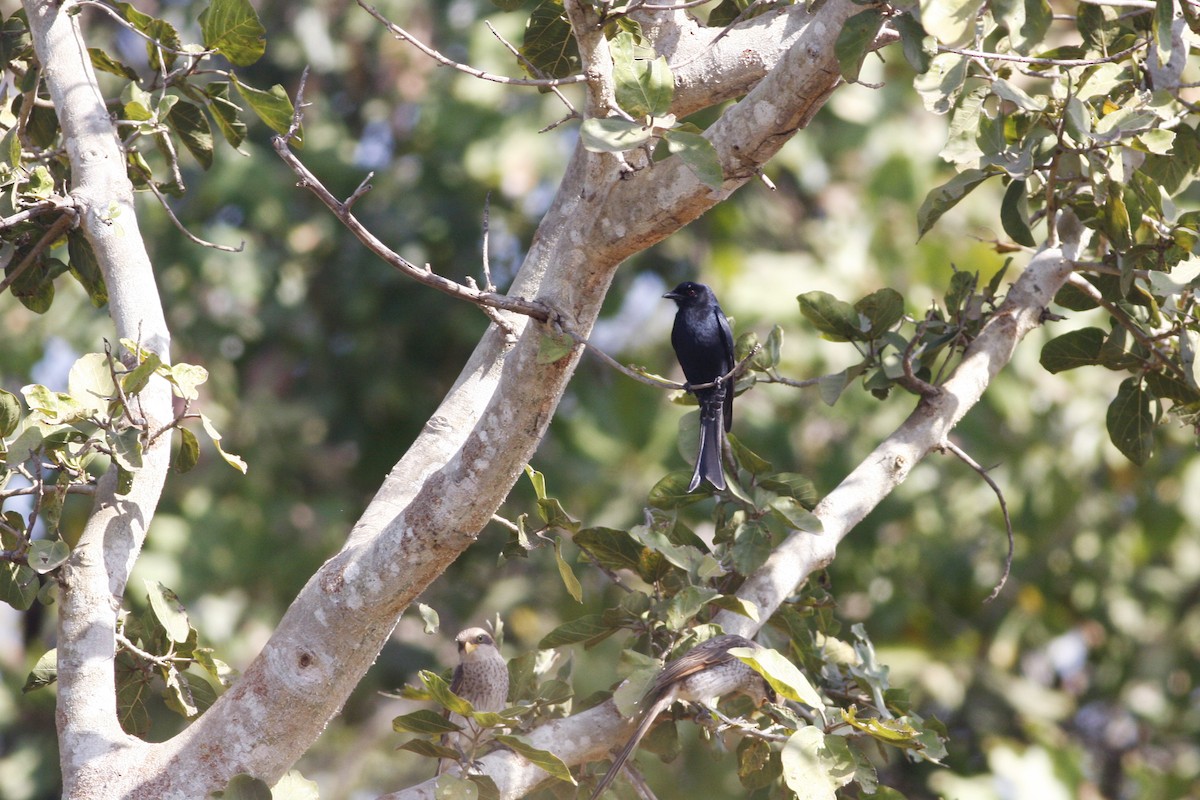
[455,627,495,658]
[664,281,712,307]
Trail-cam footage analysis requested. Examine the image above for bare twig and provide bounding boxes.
[142,178,245,253]
[0,482,95,500]
[0,196,75,231]
[1066,273,1188,382]
[274,75,553,323]
[896,315,940,398]
[940,40,1148,67]
[485,21,579,121]
[358,1,586,88]
[940,439,1014,602]
[77,0,217,59]
[0,210,78,297]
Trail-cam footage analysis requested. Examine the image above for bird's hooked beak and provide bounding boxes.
[458,639,476,655]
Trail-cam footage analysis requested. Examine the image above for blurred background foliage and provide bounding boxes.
[1,0,1198,798]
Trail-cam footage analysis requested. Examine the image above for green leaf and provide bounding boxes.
[919,0,985,48]
[738,737,776,790]
[163,667,199,717]
[797,291,861,342]
[0,562,39,611]
[854,288,904,339]
[731,646,824,708]
[575,527,643,572]
[230,75,295,136]
[520,1,580,79]
[22,648,57,692]
[537,329,574,364]
[992,0,1052,54]
[553,539,583,603]
[121,351,162,397]
[27,539,69,574]
[66,231,107,307]
[613,665,660,718]
[219,774,272,800]
[205,82,248,150]
[728,433,771,475]
[199,0,266,67]
[647,470,709,509]
[109,428,143,472]
[894,13,935,73]
[421,670,475,716]
[538,614,616,648]
[271,771,321,800]
[88,47,138,80]
[610,32,673,118]
[416,602,441,635]
[780,727,848,800]
[712,594,760,621]
[1039,328,1106,373]
[0,388,21,437]
[579,117,653,153]
[917,168,992,238]
[172,427,200,473]
[397,738,461,759]
[1001,179,1036,246]
[68,352,117,417]
[166,100,215,170]
[165,362,209,400]
[731,521,772,575]
[392,708,461,735]
[1153,0,1176,73]
[666,585,719,630]
[1107,377,1154,465]
[835,9,884,82]
[145,580,192,643]
[915,53,968,115]
[116,3,180,71]
[21,384,85,424]
[663,129,723,190]
[200,412,248,474]
[767,497,823,533]
[493,735,576,784]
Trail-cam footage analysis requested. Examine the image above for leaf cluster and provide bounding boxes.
[0,0,293,314]
[1,342,243,613]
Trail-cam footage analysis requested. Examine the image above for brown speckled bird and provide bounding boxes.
[437,627,509,776]
[591,634,776,799]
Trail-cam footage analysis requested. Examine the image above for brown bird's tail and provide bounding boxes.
[589,696,673,799]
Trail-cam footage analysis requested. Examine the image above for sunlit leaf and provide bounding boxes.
[199,0,266,67]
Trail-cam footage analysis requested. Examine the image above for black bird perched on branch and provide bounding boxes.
[437,627,509,775]
[590,634,776,798]
[664,281,735,491]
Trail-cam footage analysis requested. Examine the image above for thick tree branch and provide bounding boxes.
[24,0,174,795]
[717,244,1079,636]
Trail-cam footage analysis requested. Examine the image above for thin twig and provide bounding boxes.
[939,40,1148,68]
[142,175,245,253]
[0,210,78,297]
[1067,273,1188,382]
[481,192,495,293]
[0,482,96,500]
[116,631,183,668]
[940,439,1013,603]
[485,20,579,120]
[0,197,75,231]
[358,1,586,88]
[273,76,553,323]
[77,0,217,59]
[897,315,940,398]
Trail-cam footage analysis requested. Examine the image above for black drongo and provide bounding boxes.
[664,281,734,492]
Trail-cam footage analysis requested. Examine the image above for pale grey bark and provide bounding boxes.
[24,0,174,796]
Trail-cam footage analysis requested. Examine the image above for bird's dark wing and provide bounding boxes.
[448,663,465,696]
[714,305,735,431]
